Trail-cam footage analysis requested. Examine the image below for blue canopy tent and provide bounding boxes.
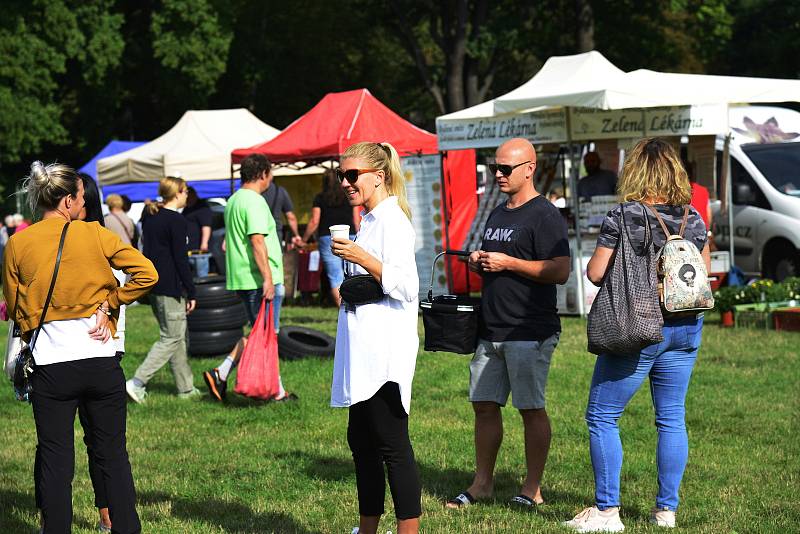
[79,140,145,181]
[80,140,243,200]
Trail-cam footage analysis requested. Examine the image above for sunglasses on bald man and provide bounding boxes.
[488,160,532,177]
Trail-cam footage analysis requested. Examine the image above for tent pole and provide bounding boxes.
[439,151,457,292]
[723,134,734,267]
[570,142,586,317]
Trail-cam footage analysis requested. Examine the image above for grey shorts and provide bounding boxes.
[469,333,560,410]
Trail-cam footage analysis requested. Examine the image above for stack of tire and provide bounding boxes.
[188,275,247,357]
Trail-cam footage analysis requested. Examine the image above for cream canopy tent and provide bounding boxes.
[97,109,281,184]
[493,50,800,113]
[437,51,800,150]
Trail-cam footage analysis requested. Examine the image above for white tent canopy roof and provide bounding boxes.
[98,109,280,184]
[492,50,800,114]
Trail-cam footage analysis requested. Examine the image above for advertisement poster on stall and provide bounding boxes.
[687,135,717,195]
[402,154,448,299]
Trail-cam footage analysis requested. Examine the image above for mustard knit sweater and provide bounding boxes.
[2,218,158,337]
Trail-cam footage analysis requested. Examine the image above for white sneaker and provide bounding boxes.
[125,379,147,404]
[563,506,625,532]
[350,529,391,534]
[650,507,676,528]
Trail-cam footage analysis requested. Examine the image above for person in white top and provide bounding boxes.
[330,142,421,534]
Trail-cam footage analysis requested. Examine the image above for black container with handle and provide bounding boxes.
[420,250,481,354]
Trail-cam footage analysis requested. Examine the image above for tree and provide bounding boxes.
[384,0,541,114]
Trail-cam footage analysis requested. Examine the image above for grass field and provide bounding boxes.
[1,305,798,533]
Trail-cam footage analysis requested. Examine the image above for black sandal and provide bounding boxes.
[510,494,542,508]
[446,491,476,508]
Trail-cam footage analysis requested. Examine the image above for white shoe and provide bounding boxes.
[650,507,676,528]
[125,379,147,404]
[350,529,391,534]
[563,506,625,532]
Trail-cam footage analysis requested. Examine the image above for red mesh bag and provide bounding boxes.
[234,299,281,399]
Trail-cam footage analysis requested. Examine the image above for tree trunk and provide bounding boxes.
[575,0,595,52]
[442,0,468,112]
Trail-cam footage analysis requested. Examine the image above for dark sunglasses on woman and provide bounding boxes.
[336,168,379,185]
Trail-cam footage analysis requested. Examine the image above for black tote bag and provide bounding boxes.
[587,204,663,355]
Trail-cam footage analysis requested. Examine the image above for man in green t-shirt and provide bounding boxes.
[202,154,295,403]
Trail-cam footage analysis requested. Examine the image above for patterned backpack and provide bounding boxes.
[646,205,715,313]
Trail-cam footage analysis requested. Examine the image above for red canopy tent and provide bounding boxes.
[231,88,477,294]
[232,88,438,163]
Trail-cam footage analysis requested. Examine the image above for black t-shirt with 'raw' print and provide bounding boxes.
[479,195,570,342]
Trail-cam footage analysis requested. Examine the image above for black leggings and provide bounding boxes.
[347,381,421,520]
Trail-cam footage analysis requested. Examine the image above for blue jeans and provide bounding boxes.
[236,283,283,332]
[585,316,704,512]
[318,234,355,288]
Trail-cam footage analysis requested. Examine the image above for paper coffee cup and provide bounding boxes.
[329,225,350,240]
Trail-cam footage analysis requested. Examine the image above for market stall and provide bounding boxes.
[233,88,477,299]
[436,50,800,315]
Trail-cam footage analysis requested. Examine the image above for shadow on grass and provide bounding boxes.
[273,450,586,516]
[0,488,36,533]
[139,492,321,534]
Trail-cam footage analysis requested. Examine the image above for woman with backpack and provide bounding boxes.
[564,138,711,532]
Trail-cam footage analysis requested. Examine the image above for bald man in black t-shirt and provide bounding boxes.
[446,138,571,511]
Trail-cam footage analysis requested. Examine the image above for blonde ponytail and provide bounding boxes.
[341,141,412,220]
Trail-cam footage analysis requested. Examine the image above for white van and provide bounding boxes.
[712,106,800,281]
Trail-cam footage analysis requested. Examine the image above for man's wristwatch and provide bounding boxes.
[98,307,112,316]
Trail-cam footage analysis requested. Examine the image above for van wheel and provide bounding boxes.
[278,326,335,361]
[763,240,799,282]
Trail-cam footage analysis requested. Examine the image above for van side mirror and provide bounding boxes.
[734,183,756,204]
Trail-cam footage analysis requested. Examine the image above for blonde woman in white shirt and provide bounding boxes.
[330,142,421,534]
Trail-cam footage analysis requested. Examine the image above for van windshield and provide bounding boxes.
[742,143,800,197]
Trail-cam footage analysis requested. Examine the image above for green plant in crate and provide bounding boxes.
[713,286,742,312]
[744,278,789,303]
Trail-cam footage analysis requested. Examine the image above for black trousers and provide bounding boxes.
[31,357,140,534]
[35,404,109,510]
[347,381,421,520]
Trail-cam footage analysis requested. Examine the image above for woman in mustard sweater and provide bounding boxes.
[2,162,157,534]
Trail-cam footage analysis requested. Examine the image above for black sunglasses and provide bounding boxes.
[336,168,379,185]
[488,160,532,177]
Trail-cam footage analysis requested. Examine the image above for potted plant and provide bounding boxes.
[713,286,739,326]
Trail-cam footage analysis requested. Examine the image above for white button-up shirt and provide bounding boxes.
[330,196,419,414]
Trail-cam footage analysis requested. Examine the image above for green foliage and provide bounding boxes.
[0,0,796,200]
[714,277,800,311]
[151,0,232,101]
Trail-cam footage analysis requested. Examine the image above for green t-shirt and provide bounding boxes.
[224,188,283,290]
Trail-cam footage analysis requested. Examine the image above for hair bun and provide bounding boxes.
[30,160,49,183]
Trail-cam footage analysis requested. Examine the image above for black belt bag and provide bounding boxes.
[340,274,384,306]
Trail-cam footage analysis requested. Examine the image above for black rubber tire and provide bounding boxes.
[188,327,243,357]
[194,273,226,286]
[187,304,248,330]
[763,241,799,282]
[278,326,336,361]
[194,282,240,309]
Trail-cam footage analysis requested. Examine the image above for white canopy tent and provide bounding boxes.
[98,109,282,184]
